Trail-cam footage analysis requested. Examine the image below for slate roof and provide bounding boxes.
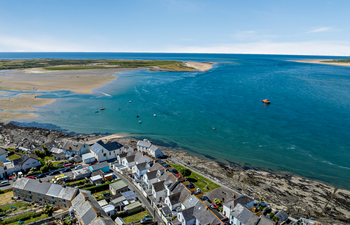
[91,162,109,171]
[146,170,158,180]
[257,216,274,225]
[136,162,148,171]
[153,180,165,192]
[136,155,153,164]
[167,192,181,205]
[46,184,63,197]
[149,163,164,172]
[20,153,40,165]
[90,140,123,154]
[12,178,30,189]
[182,194,200,208]
[149,145,160,152]
[224,195,253,210]
[0,148,6,156]
[23,179,51,195]
[275,210,289,225]
[231,204,258,225]
[137,140,152,148]
[164,173,177,190]
[193,201,222,225]
[134,152,143,161]
[63,140,85,152]
[58,186,77,201]
[118,153,127,159]
[162,204,172,215]
[125,155,135,163]
[82,153,95,160]
[51,148,63,154]
[180,206,195,221]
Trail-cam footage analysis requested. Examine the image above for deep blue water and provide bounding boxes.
[1,53,350,189]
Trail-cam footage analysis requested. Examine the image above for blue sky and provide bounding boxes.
[0,0,349,55]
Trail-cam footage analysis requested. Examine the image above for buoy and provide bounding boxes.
[154,114,157,117]
[137,115,139,118]
[138,120,142,124]
[212,127,216,130]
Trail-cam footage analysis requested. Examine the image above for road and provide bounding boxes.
[0,179,14,190]
[112,170,163,224]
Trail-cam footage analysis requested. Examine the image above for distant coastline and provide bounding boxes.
[292,59,350,67]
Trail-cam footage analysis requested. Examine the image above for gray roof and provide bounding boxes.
[137,141,152,148]
[91,162,109,170]
[82,153,95,160]
[46,184,63,197]
[149,145,160,152]
[149,163,164,172]
[231,204,257,224]
[136,155,153,164]
[136,162,148,171]
[110,180,128,191]
[275,210,289,225]
[134,152,143,161]
[257,216,274,225]
[146,170,158,180]
[90,140,123,154]
[182,194,200,208]
[180,206,195,221]
[58,187,77,201]
[23,179,51,195]
[153,180,165,192]
[0,148,6,155]
[63,140,85,152]
[111,195,127,204]
[167,192,181,205]
[12,178,30,189]
[126,155,135,163]
[224,195,253,210]
[171,182,186,195]
[118,153,127,159]
[193,201,221,225]
[162,204,172,215]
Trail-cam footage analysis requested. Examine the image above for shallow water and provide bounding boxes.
[1,53,350,189]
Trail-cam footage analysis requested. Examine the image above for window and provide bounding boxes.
[32,162,36,164]
[104,153,106,157]
[51,197,54,200]
[28,191,31,195]
[38,194,42,197]
[109,152,111,155]
[39,198,42,202]
[64,204,67,208]
[62,199,66,202]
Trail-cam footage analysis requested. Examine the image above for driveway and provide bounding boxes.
[0,179,14,190]
[112,170,163,224]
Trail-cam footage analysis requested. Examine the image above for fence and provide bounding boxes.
[26,210,69,225]
[132,180,148,198]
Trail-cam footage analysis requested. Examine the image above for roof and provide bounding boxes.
[92,170,104,177]
[136,155,153,164]
[54,152,66,158]
[257,216,274,225]
[91,162,109,170]
[12,178,30,189]
[149,163,164,172]
[146,170,158,180]
[109,180,128,191]
[137,140,152,148]
[162,204,172,215]
[275,210,289,224]
[58,186,77,201]
[167,192,181,205]
[136,162,148,171]
[63,140,85,152]
[102,204,115,212]
[180,206,195,221]
[91,175,103,182]
[182,194,200,208]
[0,148,6,156]
[121,190,137,200]
[23,179,51,195]
[98,200,108,207]
[90,140,123,154]
[193,201,221,225]
[73,168,90,175]
[46,184,63,197]
[125,201,142,210]
[153,180,165,192]
[224,195,253,210]
[51,148,63,154]
[20,153,40,165]
[82,153,95,160]
[118,153,127,159]
[231,204,258,225]
[73,155,82,162]
[125,155,135,163]
[149,145,160,152]
[111,196,127,204]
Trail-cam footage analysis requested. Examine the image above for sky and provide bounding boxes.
[0,0,349,55]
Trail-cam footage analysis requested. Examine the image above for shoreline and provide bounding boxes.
[0,122,349,224]
[292,59,350,67]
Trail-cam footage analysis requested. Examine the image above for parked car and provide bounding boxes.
[63,167,71,172]
[201,196,211,202]
[9,176,14,180]
[26,176,35,179]
[49,171,60,176]
[0,180,9,186]
[75,165,83,170]
[36,174,46,178]
[140,217,153,224]
[162,164,170,168]
[210,203,218,209]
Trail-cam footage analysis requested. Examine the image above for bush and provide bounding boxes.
[85,182,111,193]
[180,168,191,177]
[270,212,274,218]
[0,190,4,194]
[44,204,54,216]
[272,216,279,221]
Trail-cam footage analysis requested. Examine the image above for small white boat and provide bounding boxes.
[154,114,157,117]
[129,101,132,103]
[138,120,142,124]
[212,127,216,130]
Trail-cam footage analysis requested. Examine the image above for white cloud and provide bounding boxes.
[308,27,332,33]
[164,41,350,56]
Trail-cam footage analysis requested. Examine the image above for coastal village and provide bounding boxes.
[0,128,324,225]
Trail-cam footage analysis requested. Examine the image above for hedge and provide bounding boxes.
[0,212,43,224]
[85,181,113,193]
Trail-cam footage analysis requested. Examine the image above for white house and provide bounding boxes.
[62,140,89,157]
[132,162,149,179]
[121,155,137,170]
[16,153,41,171]
[152,180,167,202]
[149,145,163,158]
[137,140,152,152]
[230,204,259,225]
[0,148,7,163]
[82,153,96,164]
[165,192,182,211]
[142,170,158,189]
[90,140,124,162]
[222,195,253,219]
[177,207,196,225]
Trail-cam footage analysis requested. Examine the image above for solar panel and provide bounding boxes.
[121,190,137,200]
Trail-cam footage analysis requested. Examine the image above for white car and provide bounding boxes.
[74,165,83,170]
[0,180,9,186]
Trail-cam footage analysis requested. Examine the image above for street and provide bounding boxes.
[112,170,163,224]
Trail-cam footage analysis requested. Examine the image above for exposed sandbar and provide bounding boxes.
[293,59,350,67]
[0,94,55,112]
[0,112,38,121]
[185,61,213,71]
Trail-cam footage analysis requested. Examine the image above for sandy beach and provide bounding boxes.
[185,61,213,71]
[293,59,350,67]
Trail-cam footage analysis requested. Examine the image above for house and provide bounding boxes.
[109,180,128,195]
[142,170,158,189]
[137,140,152,152]
[90,140,124,162]
[102,204,115,216]
[121,155,136,170]
[136,155,153,164]
[152,180,166,202]
[117,153,127,165]
[89,161,110,173]
[50,148,64,154]
[162,204,172,217]
[90,175,104,185]
[177,206,196,225]
[12,178,78,208]
[230,203,259,225]
[257,216,274,225]
[54,152,67,161]
[182,194,200,210]
[70,155,82,163]
[165,192,182,211]
[72,168,91,180]
[223,195,254,218]
[62,140,89,157]
[0,161,5,178]
[0,148,7,162]
[17,153,41,171]
[149,145,163,158]
[82,153,96,164]
[275,210,289,225]
[132,162,149,179]
[71,192,115,225]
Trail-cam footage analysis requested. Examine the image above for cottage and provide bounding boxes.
[62,140,89,157]
[152,180,166,202]
[132,162,150,179]
[148,145,163,158]
[82,153,96,164]
[109,180,128,195]
[142,170,158,189]
[177,206,196,225]
[121,155,136,170]
[90,140,124,162]
[89,161,110,173]
[17,153,41,171]
[230,203,259,225]
[223,195,254,218]
[137,140,152,152]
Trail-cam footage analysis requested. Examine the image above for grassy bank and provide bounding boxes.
[122,210,150,224]
[168,163,220,193]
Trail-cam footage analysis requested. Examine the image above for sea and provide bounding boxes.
[1,52,350,189]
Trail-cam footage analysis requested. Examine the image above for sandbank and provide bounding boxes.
[293,59,350,67]
[0,68,143,94]
[0,111,38,121]
[0,94,55,112]
[185,61,213,71]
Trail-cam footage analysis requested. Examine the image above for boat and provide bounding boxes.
[100,103,105,110]
[137,115,139,118]
[212,127,216,130]
[138,120,142,124]
[129,101,131,103]
[154,114,157,117]
[261,99,271,104]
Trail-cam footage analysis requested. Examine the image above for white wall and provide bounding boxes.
[22,158,41,170]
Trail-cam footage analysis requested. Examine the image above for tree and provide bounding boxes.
[40,164,50,173]
[214,198,221,207]
[44,204,54,216]
[180,168,191,177]
[34,149,45,158]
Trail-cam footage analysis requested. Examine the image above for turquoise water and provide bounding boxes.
[1,53,350,189]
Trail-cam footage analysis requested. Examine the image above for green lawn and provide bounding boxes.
[7,154,21,161]
[169,163,221,193]
[0,202,30,213]
[43,156,55,161]
[0,211,49,225]
[122,210,150,224]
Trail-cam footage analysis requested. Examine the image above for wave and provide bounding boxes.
[309,154,350,170]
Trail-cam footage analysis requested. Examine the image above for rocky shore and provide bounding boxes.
[0,122,349,224]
